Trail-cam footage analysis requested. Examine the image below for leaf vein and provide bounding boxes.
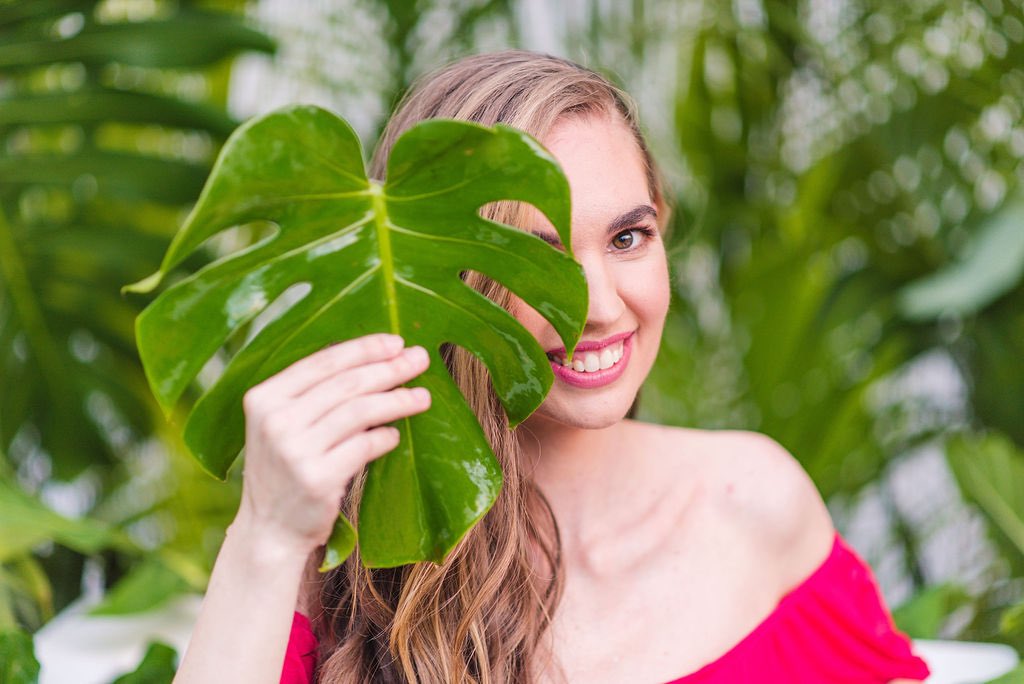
[386,178,477,202]
[252,264,382,369]
[387,223,547,268]
[393,274,495,331]
[251,189,371,205]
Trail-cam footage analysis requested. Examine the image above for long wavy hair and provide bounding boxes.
[311,50,668,683]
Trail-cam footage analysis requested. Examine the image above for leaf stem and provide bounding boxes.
[370,183,400,334]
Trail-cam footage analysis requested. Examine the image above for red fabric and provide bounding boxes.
[665,534,930,683]
[280,533,930,684]
[280,611,317,684]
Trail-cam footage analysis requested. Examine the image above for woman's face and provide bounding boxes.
[515,113,670,431]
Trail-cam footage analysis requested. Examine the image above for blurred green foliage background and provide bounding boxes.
[1,0,1023,680]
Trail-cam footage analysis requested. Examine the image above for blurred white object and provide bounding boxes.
[33,597,1020,684]
[916,638,1020,684]
[34,593,202,684]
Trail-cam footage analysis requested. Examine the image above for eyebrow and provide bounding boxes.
[530,204,658,247]
[607,205,658,234]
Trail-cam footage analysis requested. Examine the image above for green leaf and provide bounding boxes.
[0,0,270,637]
[0,555,53,629]
[319,515,357,573]
[0,478,124,561]
[1001,601,1024,640]
[891,582,970,639]
[131,105,587,568]
[0,207,105,480]
[0,1,96,28]
[946,432,1024,572]
[109,641,177,684]
[89,559,191,617]
[0,152,209,205]
[0,0,272,490]
[0,629,40,684]
[969,293,1024,447]
[0,89,237,137]
[899,199,1024,321]
[0,11,274,71]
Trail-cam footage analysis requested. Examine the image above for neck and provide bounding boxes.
[519,416,652,552]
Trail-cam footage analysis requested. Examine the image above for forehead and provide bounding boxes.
[538,113,652,231]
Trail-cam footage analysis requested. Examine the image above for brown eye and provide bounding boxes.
[611,230,635,250]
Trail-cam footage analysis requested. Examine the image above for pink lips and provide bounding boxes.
[547,331,634,389]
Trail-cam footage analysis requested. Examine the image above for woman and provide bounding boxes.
[174,51,930,683]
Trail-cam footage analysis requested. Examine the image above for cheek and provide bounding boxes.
[509,296,548,343]
[622,255,671,331]
[652,257,671,322]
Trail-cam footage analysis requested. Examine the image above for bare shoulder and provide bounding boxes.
[707,429,835,585]
[636,423,836,588]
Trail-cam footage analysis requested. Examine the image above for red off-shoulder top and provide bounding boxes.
[280,533,930,683]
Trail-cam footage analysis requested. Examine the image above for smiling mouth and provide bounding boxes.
[546,339,625,373]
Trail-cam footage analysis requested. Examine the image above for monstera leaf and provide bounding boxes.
[947,432,1024,574]
[128,105,587,568]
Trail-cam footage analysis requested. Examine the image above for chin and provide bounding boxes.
[524,393,634,432]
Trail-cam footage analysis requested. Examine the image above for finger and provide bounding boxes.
[307,387,430,451]
[258,333,404,399]
[296,346,430,425]
[324,425,402,472]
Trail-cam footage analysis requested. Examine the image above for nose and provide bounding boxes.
[581,256,625,327]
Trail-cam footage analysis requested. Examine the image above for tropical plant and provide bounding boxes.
[3,0,1024,678]
[109,641,177,684]
[0,0,272,675]
[614,0,1024,654]
[527,0,1024,651]
[245,0,1024,657]
[128,106,588,568]
[946,432,1024,652]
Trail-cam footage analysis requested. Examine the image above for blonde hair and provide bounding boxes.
[312,50,668,683]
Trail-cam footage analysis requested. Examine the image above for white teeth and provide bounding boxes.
[550,339,626,373]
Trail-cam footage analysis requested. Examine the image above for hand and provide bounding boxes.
[231,333,431,558]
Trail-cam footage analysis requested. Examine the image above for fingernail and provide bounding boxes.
[412,387,430,402]
[383,334,404,351]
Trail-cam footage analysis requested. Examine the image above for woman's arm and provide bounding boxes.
[172,334,431,683]
[173,512,309,684]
